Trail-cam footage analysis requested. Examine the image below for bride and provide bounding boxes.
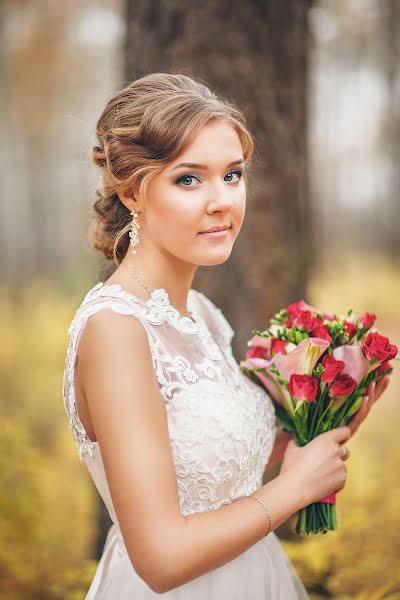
[62,72,389,599]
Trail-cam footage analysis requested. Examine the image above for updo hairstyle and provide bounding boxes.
[89,72,254,266]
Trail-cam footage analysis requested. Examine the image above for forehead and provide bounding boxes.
[171,121,243,167]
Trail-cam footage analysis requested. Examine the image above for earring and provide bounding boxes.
[129,210,141,254]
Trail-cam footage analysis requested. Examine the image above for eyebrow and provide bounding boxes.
[170,158,245,172]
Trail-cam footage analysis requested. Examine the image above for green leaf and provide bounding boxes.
[274,404,296,433]
[346,395,364,419]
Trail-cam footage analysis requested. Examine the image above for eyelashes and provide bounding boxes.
[175,169,243,187]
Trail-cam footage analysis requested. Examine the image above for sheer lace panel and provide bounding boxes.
[62,283,277,516]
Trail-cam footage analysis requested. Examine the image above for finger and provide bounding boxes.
[331,426,352,443]
[340,446,351,460]
[347,395,369,434]
[375,376,389,401]
[368,381,375,402]
[357,394,369,417]
[374,381,383,401]
[363,393,373,418]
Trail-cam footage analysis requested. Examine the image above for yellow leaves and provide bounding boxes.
[0,280,98,599]
[279,252,400,598]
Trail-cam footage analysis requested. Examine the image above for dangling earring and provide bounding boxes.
[129,210,141,254]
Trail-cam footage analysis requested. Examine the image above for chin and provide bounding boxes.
[199,248,233,266]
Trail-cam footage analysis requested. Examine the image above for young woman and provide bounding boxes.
[62,72,386,599]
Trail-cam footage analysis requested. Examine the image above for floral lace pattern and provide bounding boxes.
[62,282,277,516]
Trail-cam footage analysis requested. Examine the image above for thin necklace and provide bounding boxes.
[119,261,152,296]
[119,261,196,322]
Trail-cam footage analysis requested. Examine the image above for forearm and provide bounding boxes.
[158,473,304,592]
[265,422,294,470]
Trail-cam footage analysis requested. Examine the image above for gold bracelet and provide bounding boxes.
[249,494,273,536]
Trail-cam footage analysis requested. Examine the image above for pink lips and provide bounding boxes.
[199,229,230,238]
[198,225,231,237]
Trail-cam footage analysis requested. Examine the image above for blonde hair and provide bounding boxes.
[89,72,255,266]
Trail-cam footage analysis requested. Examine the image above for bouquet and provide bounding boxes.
[239,300,398,534]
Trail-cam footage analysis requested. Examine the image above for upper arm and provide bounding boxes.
[76,308,185,592]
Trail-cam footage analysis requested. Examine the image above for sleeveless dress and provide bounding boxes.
[62,282,310,599]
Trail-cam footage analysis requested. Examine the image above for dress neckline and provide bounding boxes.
[84,282,224,360]
[93,281,199,326]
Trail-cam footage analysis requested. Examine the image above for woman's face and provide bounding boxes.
[141,119,246,267]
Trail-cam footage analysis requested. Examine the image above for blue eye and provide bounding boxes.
[175,169,243,187]
[224,169,243,182]
[176,174,199,186]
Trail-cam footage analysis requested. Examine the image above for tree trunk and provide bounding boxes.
[382,0,400,257]
[123,0,315,359]
[94,0,314,553]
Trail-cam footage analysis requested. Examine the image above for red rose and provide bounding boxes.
[321,355,345,382]
[376,361,393,375]
[284,319,293,328]
[245,346,269,360]
[287,301,305,319]
[358,312,376,331]
[286,300,317,320]
[361,332,398,363]
[343,321,357,341]
[330,373,357,397]
[271,338,287,356]
[311,324,332,343]
[293,310,320,332]
[288,374,318,402]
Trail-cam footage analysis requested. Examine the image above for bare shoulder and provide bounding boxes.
[78,306,151,358]
[76,307,184,592]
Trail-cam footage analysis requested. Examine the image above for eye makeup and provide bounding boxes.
[175,169,243,187]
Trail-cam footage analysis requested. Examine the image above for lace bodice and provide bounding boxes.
[62,282,277,522]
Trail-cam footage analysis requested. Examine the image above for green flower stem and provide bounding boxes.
[331,392,357,428]
[292,408,308,446]
[295,500,336,534]
[310,385,331,439]
[314,397,334,435]
[309,398,321,439]
[257,368,292,412]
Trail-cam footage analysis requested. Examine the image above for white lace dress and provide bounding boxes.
[62,282,310,599]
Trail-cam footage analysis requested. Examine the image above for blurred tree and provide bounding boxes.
[383,0,400,257]
[123,0,316,357]
[89,0,316,555]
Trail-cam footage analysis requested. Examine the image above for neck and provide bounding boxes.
[117,247,198,316]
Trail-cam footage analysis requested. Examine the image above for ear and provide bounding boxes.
[117,186,142,212]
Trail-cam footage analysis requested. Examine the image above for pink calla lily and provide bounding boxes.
[332,344,371,383]
[271,337,330,380]
[240,337,330,412]
[240,357,270,370]
[249,334,270,349]
[239,357,292,407]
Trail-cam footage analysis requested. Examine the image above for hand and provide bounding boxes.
[280,426,351,507]
[347,375,391,437]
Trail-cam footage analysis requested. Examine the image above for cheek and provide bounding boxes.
[167,203,201,231]
[235,190,246,222]
[147,183,197,229]
[154,202,202,246]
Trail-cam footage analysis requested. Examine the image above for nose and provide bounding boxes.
[206,180,235,213]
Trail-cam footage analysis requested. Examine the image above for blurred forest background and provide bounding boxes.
[1,0,399,598]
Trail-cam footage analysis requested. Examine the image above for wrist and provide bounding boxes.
[266,427,294,470]
[275,471,308,513]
